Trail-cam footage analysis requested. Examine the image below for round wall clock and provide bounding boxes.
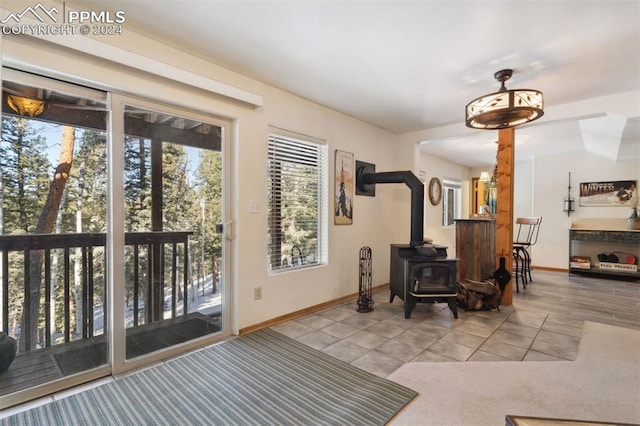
[428,177,442,206]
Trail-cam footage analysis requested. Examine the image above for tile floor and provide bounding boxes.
[271,287,584,378]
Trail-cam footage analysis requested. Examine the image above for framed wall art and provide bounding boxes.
[579,180,637,207]
[334,150,354,224]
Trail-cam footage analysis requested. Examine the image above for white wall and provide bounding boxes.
[418,153,470,254]
[524,151,640,269]
[1,27,400,333]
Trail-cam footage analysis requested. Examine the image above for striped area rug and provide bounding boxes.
[5,329,417,425]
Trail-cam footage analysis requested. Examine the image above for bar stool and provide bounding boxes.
[512,217,542,292]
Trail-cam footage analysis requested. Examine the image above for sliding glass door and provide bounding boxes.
[116,101,227,361]
[1,69,110,402]
[0,73,231,407]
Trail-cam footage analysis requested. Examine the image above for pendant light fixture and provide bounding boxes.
[6,95,45,117]
[465,69,544,129]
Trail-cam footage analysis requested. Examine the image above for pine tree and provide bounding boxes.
[0,117,51,346]
[194,150,223,294]
[24,126,76,351]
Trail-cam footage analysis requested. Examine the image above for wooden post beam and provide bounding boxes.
[496,128,515,305]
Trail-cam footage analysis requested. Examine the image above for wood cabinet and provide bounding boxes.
[455,218,496,282]
[569,221,640,279]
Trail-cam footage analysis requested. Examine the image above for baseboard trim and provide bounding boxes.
[239,283,389,335]
[533,265,569,273]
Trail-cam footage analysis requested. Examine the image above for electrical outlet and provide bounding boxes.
[254,286,262,300]
[248,200,260,214]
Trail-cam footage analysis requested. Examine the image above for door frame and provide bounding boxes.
[108,93,233,375]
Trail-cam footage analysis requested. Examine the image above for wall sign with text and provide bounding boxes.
[579,180,637,207]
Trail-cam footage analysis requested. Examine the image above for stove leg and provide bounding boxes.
[447,297,458,319]
[390,292,396,303]
[404,298,416,319]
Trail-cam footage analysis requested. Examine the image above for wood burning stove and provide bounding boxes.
[355,167,459,319]
[390,244,458,319]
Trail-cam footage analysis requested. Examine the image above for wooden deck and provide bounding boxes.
[0,313,221,397]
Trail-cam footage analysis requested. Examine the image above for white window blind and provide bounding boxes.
[267,131,327,272]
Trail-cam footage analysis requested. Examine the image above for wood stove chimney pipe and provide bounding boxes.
[357,169,425,247]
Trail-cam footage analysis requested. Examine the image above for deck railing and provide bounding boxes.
[0,231,192,352]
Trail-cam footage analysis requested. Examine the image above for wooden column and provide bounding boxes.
[496,128,515,305]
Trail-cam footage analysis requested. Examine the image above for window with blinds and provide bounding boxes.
[267,131,328,272]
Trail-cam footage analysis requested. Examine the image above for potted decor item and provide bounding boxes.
[0,331,17,374]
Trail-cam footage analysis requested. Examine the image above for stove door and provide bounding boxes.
[410,262,457,294]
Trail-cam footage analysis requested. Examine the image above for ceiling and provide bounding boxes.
[64,0,640,167]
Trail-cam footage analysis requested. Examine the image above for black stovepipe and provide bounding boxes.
[360,170,424,247]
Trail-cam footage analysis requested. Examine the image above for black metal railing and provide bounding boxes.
[0,231,192,352]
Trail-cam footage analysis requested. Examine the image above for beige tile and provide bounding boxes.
[497,321,540,338]
[411,321,451,337]
[412,349,458,362]
[427,339,476,361]
[364,322,406,339]
[488,329,535,349]
[321,322,361,339]
[351,351,405,378]
[340,314,380,330]
[507,309,548,328]
[441,330,486,349]
[345,330,389,349]
[523,350,569,361]
[530,338,579,361]
[391,329,439,350]
[358,309,395,322]
[479,340,528,361]
[540,321,583,337]
[270,321,314,338]
[468,351,511,361]
[545,314,585,329]
[472,309,512,321]
[375,340,425,362]
[377,316,417,330]
[296,314,335,330]
[454,317,501,338]
[430,315,465,329]
[295,329,340,350]
[321,340,369,363]
[317,306,356,322]
[535,330,580,347]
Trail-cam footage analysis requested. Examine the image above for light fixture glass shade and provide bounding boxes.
[7,94,45,117]
[466,89,543,129]
[465,69,544,130]
[479,171,491,182]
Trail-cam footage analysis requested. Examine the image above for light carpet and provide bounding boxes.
[4,329,417,425]
[388,321,640,425]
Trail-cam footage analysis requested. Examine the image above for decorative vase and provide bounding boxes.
[493,256,511,294]
[627,208,640,230]
[0,332,17,374]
